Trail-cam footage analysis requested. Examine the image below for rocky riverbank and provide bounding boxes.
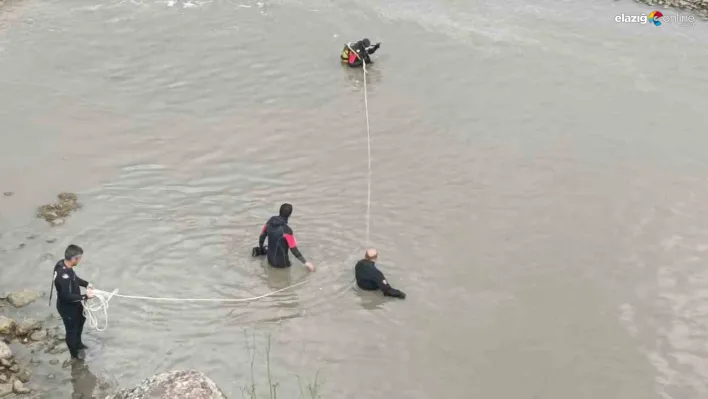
[0,290,116,398]
[2,289,228,399]
[1,291,52,398]
[634,0,708,19]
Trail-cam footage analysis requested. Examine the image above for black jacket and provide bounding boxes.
[355,259,405,298]
[346,41,380,67]
[53,260,89,308]
[258,216,307,268]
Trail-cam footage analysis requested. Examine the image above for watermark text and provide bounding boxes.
[615,10,695,26]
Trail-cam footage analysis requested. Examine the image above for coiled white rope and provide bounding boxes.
[82,280,309,332]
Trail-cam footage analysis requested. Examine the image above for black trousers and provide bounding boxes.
[57,304,86,358]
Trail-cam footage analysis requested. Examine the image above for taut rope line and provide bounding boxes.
[347,43,373,246]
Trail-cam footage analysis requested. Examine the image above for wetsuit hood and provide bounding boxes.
[269,215,289,227]
[362,38,371,47]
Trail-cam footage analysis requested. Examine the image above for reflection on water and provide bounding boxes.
[71,361,97,398]
[341,64,385,90]
[355,287,389,310]
[70,360,118,399]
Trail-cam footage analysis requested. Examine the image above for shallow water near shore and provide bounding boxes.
[2,0,708,398]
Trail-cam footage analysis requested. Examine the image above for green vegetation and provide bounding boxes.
[241,331,324,399]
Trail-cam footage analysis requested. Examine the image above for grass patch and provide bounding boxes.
[241,330,324,399]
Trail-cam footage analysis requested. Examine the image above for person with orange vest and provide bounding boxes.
[341,38,381,68]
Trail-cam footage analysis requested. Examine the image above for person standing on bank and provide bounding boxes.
[52,244,94,360]
[256,203,315,272]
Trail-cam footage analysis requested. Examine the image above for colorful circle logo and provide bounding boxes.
[649,11,664,26]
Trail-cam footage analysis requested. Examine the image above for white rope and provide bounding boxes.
[347,43,373,246]
[81,280,309,332]
[363,56,372,247]
[361,59,371,247]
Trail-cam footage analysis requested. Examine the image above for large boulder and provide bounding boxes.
[108,370,227,399]
[6,291,41,308]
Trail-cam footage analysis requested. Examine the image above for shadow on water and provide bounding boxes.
[354,287,388,310]
[71,360,115,398]
[71,361,97,398]
[258,260,296,291]
[341,63,384,89]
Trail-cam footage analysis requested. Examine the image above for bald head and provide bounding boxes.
[364,248,378,261]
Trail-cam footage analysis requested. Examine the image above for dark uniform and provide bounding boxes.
[341,39,381,68]
[53,260,89,359]
[355,259,406,298]
[258,215,307,268]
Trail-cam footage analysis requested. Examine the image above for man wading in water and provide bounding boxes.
[355,249,405,298]
[255,203,315,272]
[51,244,95,360]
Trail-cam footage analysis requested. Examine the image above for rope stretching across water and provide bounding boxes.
[82,46,374,333]
[346,43,373,246]
[83,281,309,331]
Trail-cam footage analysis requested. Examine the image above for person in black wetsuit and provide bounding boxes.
[341,38,381,68]
[355,248,405,299]
[51,244,94,360]
[257,203,315,272]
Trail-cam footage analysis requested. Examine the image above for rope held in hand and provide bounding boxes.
[81,281,309,332]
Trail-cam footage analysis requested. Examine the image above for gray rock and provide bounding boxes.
[0,359,10,367]
[2,192,12,197]
[48,359,59,365]
[17,367,30,384]
[46,327,62,340]
[50,219,65,227]
[8,366,17,373]
[107,370,227,399]
[12,380,29,394]
[0,318,14,336]
[47,373,55,381]
[0,293,6,300]
[0,375,5,383]
[6,292,41,308]
[29,330,46,342]
[0,342,11,360]
[15,320,41,337]
[0,383,12,398]
[47,346,66,355]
